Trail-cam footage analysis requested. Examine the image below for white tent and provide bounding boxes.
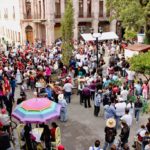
[81,32,119,41]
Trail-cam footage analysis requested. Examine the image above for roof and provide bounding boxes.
[125,44,150,52]
[81,32,119,41]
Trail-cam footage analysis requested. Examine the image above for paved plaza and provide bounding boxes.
[12,88,149,150]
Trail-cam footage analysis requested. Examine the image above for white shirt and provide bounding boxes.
[63,83,73,92]
[115,102,126,117]
[126,70,135,80]
[121,114,132,127]
[0,114,10,125]
[126,103,134,115]
[89,146,102,150]
[121,90,128,101]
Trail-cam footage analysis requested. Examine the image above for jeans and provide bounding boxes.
[103,141,113,150]
[91,91,95,101]
[135,108,141,122]
[116,115,121,129]
[83,95,91,108]
[64,92,71,103]
[60,107,67,122]
[78,90,83,104]
[94,105,100,116]
[11,87,15,97]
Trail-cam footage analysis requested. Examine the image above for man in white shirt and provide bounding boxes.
[89,140,102,150]
[121,108,132,127]
[121,86,129,101]
[126,70,135,84]
[63,80,73,103]
[115,97,126,129]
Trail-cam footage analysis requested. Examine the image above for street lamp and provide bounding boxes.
[91,27,103,67]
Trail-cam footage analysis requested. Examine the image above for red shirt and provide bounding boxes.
[50,128,56,141]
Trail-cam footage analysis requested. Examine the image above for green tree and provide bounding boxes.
[106,0,150,43]
[124,28,137,41]
[129,51,150,82]
[61,0,74,66]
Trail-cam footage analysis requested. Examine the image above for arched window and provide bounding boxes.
[25,25,33,43]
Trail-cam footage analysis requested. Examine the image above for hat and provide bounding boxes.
[57,144,65,150]
[106,118,116,128]
[98,90,102,93]
[1,108,6,114]
[58,94,64,101]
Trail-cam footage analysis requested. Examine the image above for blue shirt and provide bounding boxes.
[45,88,52,98]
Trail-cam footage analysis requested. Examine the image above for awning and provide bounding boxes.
[81,32,119,41]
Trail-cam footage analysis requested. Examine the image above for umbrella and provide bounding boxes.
[12,98,61,123]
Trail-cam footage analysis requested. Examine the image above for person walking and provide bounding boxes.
[78,80,85,105]
[63,79,73,103]
[119,120,130,148]
[82,85,91,108]
[120,108,132,128]
[58,94,68,122]
[40,124,51,150]
[89,140,102,150]
[134,96,143,123]
[115,97,126,129]
[94,90,102,117]
[142,81,149,100]
[103,118,117,150]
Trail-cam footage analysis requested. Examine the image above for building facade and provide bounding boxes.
[0,0,117,46]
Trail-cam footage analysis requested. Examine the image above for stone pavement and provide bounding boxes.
[59,94,148,150]
[12,85,149,150]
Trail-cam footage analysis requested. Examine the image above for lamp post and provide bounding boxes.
[91,27,103,67]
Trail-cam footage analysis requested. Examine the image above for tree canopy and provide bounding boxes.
[129,51,150,82]
[106,0,150,43]
[61,0,74,66]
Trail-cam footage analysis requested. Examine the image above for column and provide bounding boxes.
[33,23,38,40]
[73,0,79,40]
[92,0,99,32]
[19,0,24,19]
[61,0,65,17]
[21,25,26,44]
[110,19,117,32]
[31,0,34,19]
[45,0,55,45]
[83,0,87,17]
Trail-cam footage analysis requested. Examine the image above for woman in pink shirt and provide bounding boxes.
[142,81,149,100]
[45,65,51,83]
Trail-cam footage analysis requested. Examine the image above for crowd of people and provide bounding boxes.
[0,38,149,150]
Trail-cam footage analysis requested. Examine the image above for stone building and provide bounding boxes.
[0,0,117,46]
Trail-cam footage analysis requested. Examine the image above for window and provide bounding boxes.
[99,0,103,17]
[39,1,41,18]
[55,0,61,18]
[87,0,91,17]
[13,6,15,19]
[79,0,83,17]
[43,0,45,18]
[26,0,32,19]
[4,8,8,19]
